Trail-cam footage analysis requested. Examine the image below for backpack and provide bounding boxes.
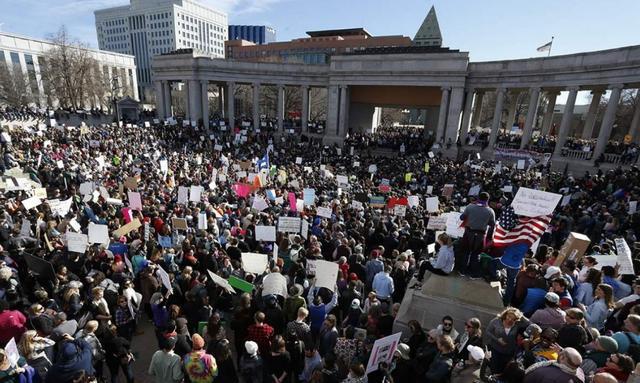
[625,332,640,364]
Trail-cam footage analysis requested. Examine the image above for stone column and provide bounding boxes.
[444,87,465,145]
[593,85,623,161]
[301,85,309,132]
[541,91,559,135]
[218,85,224,118]
[552,87,580,157]
[581,90,604,139]
[277,84,285,131]
[188,80,201,124]
[184,81,191,121]
[629,94,640,144]
[338,85,349,137]
[520,87,541,149]
[154,81,165,119]
[201,81,209,128]
[488,88,506,148]
[162,81,171,118]
[470,91,485,129]
[227,82,235,129]
[435,87,450,143]
[326,85,340,136]
[505,90,522,130]
[459,88,475,144]
[251,82,260,130]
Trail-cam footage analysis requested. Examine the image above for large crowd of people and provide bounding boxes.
[0,113,639,383]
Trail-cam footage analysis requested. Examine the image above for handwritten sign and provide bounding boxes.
[366,333,402,373]
[313,260,339,292]
[426,197,439,213]
[242,252,268,274]
[316,206,332,218]
[255,225,276,242]
[113,219,142,238]
[615,238,635,275]
[66,232,89,253]
[278,217,301,233]
[427,215,447,230]
[444,212,465,238]
[511,187,562,217]
[88,223,109,245]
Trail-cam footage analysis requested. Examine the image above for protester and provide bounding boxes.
[0,113,639,383]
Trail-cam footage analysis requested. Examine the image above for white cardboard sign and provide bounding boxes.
[241,252,268,274]
[511,187,562,217]
[255,225,276,242]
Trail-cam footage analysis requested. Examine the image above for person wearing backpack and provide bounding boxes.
[612,314,640,362]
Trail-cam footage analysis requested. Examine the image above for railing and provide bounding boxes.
[561,149,593,160]
[603,153,622,164]
[601,152,640,165]
[496,142,520,149]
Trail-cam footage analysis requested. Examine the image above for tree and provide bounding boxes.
[597,89,639,140]
[0,62,32,107]
[43,26,106,110]
[308,87,327,121]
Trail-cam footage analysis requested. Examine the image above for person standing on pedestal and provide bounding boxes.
[455,192,495,279]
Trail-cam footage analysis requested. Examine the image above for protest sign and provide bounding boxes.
[426,215,447,230]
[5,338,19,367]
[68,218,81,232]
[228,276,254,293]
[615,238,635,275]
[351,200,364,210]
[303,188,316,206]
[88,223,109,245]
[113,219,142,238]
[317,206,332,218]
[189,186,203,202]
[262,273,288,297]
[444,212,465,238]
[278,217,301,233]
[255,225,276,242]
[124,177,138,190]
[468,185,481,196]
[407,195,420,208]
[66,232,88,253]
[155,267,173,294]
[301,219,309,239]
[128,191,142,210]
[177,187,189,205]
[511,187,562,217]
[21,196,42,210]
[394,205,406,217]
[198,212,208,230]
[592,255,619,271]
[295,157,302,164]
[427,243,436,254]
[79,182,95,196]
[242,252,268,274]
[426,197,439,213]
[172,218,188,230]
[442,184,454,199]
[336,175,349,187]
[629,201,638,215]
[23,253,55,280]
[313,260,339,292]
[48,198,72,217]
[207,270,235,294]
[366,332,403,373]
[369,196,385,208]
[517,160,525,169]
[252,197,269,212]
[368,164,377,173]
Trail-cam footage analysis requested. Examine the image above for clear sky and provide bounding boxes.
[2,0,639,62]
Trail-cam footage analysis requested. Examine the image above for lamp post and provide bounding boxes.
[111,76,122,127]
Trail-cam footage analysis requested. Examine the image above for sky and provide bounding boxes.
[2,0,639,62]
[1,0,639,103]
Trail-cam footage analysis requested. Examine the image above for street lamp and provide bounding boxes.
[111,76,122,127]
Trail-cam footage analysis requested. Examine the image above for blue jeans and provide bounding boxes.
[489,258,519,306]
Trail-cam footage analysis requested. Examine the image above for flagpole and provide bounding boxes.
[548,36,554,57]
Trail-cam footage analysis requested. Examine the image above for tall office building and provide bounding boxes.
[228,25,276,45]
[95,0,227,101]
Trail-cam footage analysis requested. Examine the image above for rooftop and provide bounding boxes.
[306,28,372,38]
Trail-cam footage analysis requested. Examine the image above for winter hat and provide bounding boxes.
[192,334,205,350]
[245,341,258,356]
[467,345,485,362]
[394,343,410,360]
[596,336,618,354]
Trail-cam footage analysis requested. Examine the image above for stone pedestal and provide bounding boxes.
[394,273,504,336]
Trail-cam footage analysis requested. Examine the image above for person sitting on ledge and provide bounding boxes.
[417,233,454,280]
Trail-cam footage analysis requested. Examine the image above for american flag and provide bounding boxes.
[493,205,551,247]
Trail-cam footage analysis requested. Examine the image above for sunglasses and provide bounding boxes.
[443,323,452,327]
[465,323,472,328]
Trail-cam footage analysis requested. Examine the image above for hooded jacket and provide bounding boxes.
[45,339,94,383]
